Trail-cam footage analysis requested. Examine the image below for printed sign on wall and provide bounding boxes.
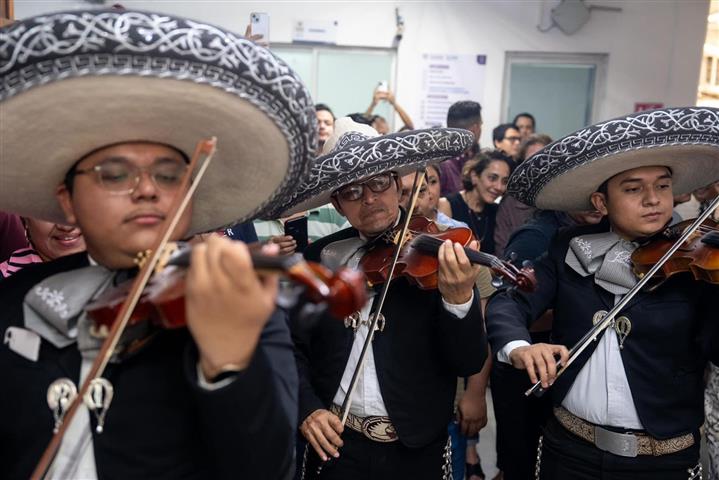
[417,53,487,128]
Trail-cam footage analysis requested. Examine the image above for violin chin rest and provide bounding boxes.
[701,231,719,248]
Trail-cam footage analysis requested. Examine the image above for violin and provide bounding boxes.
[359,215,537,292]
[632,218,719,286]
[85,242,368,340]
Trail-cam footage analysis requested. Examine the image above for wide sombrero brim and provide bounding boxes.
[0,9,316,234]
[269,128,475,217]
[507,107,719,211]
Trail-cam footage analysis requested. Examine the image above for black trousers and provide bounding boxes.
[538,416,701,480]
[302,429,450,480]
[490,358,552,479]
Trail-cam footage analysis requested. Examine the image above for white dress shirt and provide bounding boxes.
[50,255,233,479]
[498,294,643,429]
[332,247,473,417]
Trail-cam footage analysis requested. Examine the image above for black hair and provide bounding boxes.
[492,123,519,144]
[596,179,609,197]
[426,163,440,179]
[315,103,335,119]
[461,150,515,191]
[347,113,374,126]
[446,101,482,129]
[513,112,536,129]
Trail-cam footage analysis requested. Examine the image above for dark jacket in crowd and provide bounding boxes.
[486,223,719,440]
[0,252,297,480]
[294,227,488,448]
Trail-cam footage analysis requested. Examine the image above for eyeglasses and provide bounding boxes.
[333,173,397,202]
[504,136,522,143]
[73,159,188,195]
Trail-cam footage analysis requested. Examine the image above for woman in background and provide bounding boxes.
[438,150,513,255]
[0,218,85,278]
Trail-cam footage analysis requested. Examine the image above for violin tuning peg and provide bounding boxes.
[154,243,179,274]
[133,249,153,268]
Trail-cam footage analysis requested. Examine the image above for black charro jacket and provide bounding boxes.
[486,223,719,439]
[0,252,298,480]
[293,227,488,448]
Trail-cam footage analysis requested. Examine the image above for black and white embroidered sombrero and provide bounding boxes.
[0,9,316,234]
[507,107,719,211]
[268,117,474,217]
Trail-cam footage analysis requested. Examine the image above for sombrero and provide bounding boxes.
[507,107,719,211]
[268,117,474,217]
[0,9,316,234]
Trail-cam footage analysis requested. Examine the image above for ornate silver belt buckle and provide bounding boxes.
[594,426,638,457]
[361,416,397,443]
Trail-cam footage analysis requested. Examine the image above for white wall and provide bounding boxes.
[14,0,709,146]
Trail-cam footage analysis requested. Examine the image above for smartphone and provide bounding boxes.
[376,80,389,93]
[284,215,308,253]
[250,12,270,44]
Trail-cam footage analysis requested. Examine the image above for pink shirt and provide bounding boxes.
[0,247,43,278]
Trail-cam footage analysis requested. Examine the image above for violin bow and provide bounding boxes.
[337,167,427,426]
[525,195,719,397]
[31,138,218,480]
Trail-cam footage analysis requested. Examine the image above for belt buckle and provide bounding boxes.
[361,416,397,443]
[594,426,638,458]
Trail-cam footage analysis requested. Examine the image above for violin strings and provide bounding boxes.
[411,235,503,269]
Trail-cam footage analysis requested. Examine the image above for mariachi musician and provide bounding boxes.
[0,9,317,479]
[265,118,489,479]
[486,107,719,480]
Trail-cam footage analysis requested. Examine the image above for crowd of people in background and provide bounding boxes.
[4,78,718,479]
[0,10,719,480]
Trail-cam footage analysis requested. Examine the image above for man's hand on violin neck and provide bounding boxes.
[300,409,344,462]
[509,343,570,389]
[185,236,279,380]
[437,239,481,305]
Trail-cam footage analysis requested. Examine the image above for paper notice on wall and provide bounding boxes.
[292,19,338,44]
[417,53,487,128]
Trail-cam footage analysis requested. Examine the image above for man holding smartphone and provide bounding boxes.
[254,206,348,255]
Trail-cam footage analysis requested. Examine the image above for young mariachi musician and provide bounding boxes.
[0,9,317,479]
[265,118,488,480]
[486,107,719,480]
